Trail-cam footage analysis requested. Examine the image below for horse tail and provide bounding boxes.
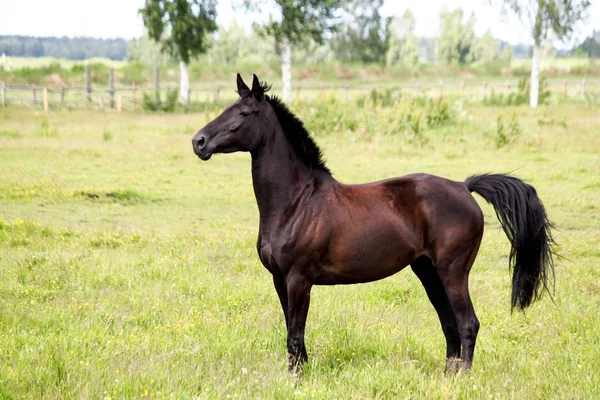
[465,173,556,311]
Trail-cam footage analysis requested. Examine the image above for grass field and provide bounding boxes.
[1,99,599,398]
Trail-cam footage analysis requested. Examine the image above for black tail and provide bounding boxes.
[465,173,556,311]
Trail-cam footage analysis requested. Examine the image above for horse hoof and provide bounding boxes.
[288,355,307,376]
[445,357,463,374]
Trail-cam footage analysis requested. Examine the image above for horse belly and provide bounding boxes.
[314,223,417,285]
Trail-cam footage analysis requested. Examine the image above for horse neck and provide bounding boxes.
[250,122,315,226]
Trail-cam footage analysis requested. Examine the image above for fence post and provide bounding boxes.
[117,95,122,113]
[132,82,137,112]
[32,86,37,103]
[43,87,48,113]
[215,85,221,102]
[562,79,567,99]
[416,84,420,96]
[60,86,65,106]
[439,80,443,98]
[482,81,487,97]
[296,84,301,101]
[344,86,349,102]
[320,84,325,97]
[86,66,92,102]
[582,79,586,97]
[99,96,104,111]
[504,79,509,96]
[109,68,115,108]
[1,82,5,107]
[460,80,464,97]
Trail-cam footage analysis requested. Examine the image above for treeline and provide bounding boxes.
[0,36,127,60]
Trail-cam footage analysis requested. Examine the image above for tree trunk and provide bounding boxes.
[529,44,540,108]
[180,60,190,105]
[281,37,292,103]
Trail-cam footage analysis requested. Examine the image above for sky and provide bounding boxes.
[1,0,599,47]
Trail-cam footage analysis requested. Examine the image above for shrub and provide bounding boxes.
[494,112,521,148]
[142,88,179,112]
[483,77,551,106]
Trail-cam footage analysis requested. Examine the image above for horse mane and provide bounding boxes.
[266,94,331,175]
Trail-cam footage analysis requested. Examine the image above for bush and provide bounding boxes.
[483,77,551,106]
[142,88,179,113]
[494,112,521,148]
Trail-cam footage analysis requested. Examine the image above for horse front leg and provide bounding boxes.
[272,273,289,330]
[285,274,312,372]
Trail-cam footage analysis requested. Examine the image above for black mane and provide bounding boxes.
[266,95,331,175]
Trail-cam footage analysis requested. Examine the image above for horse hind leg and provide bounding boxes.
[434,242,482,371]
[411,256,461,371]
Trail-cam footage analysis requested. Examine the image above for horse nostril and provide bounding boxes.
[196,135,206,149]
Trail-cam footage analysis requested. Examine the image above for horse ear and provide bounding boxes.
[251,74,264,101]
[236,73,250,97]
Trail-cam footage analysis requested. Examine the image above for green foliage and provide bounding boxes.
[537,117,567,128]
[197,20,279,66]
[102,129,113,141]
[331,0,389,64]
[386,10,419,67]
[473,30,511,66]
[438,9,477,65]
[247,0,343,45]
[127,36,174,65]
[0,35,127,60]
[36,118,58,137]
[142,92,161,111]
[494,112,521,148]
[574,30,600,58]
[499,1,591,46]
[298,92,452,148]
[0,129,20,138]
[119,61,147,84]
[484,77,551,106]
[139,0,218,64]
[142,88,179,112]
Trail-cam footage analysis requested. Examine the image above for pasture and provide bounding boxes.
[0,98,599,398]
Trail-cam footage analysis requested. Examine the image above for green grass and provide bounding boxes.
[0,100,599,398]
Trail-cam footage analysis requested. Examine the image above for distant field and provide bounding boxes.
[1,99,599,398]
[510,57,594,71]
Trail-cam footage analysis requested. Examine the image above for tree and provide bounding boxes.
[386,10,419,67]
[331,0,389,64]
[495,0,590,107]
[574,29,600,58]
[127,36,174,66]
[437,9,477,65]
[244,0,343,103]
[140,0,218,105]
[473,31,501,64]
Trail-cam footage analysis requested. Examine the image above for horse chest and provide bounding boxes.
[258,228,306,275]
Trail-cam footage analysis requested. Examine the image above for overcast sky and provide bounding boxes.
[1,0,598,47]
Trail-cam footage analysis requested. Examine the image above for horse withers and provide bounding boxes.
[191,74,555,372]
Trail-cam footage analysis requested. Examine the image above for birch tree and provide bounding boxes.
[495,0,590,107]
[244,0,343,103]
[140,0,217,105]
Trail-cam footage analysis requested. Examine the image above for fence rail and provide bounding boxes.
[2,72,599,113]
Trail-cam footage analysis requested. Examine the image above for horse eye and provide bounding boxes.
[240,111,250,116]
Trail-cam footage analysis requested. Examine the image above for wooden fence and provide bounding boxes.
[1,66,599,112]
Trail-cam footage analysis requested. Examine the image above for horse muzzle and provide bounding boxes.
[192,133,212,160]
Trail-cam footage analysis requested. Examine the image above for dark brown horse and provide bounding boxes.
[192,74,555,372]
